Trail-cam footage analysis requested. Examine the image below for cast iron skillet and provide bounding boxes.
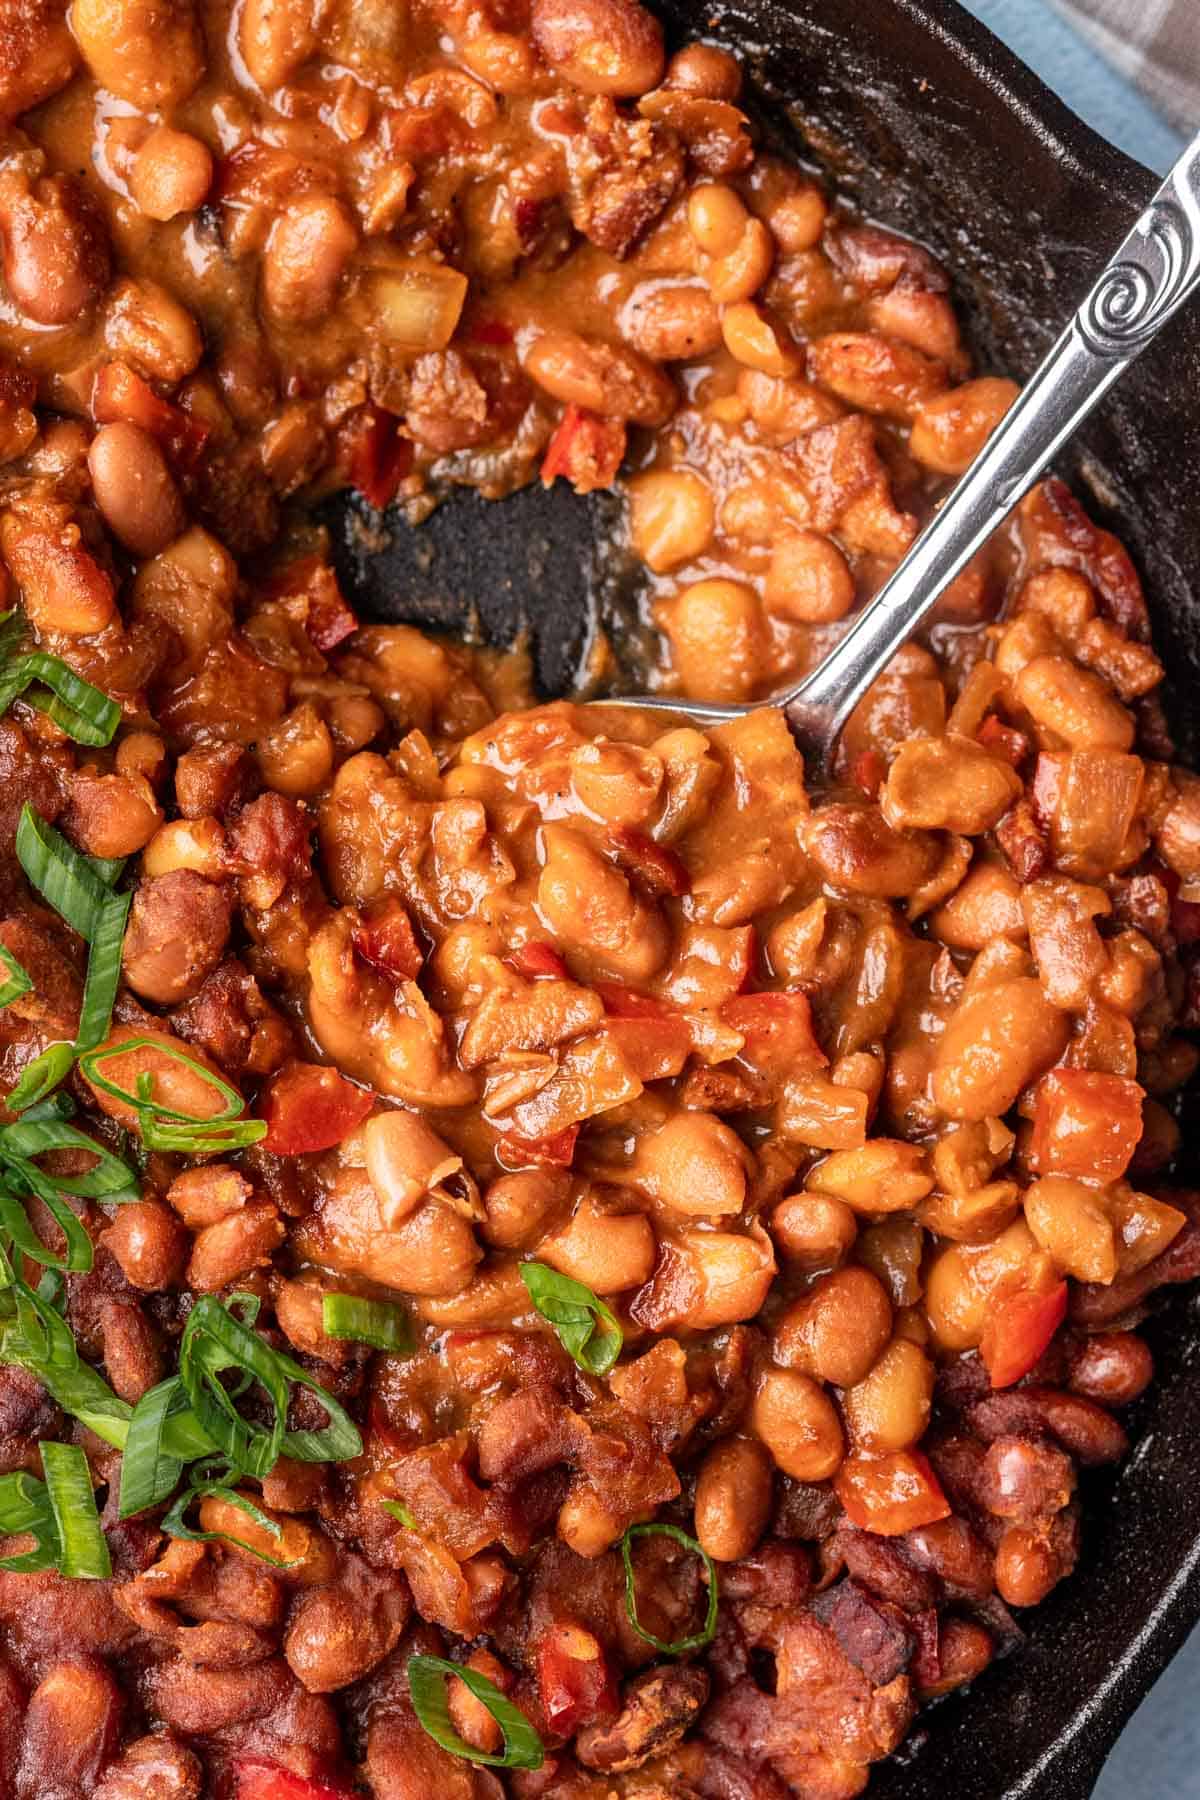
[320,4,1200,1793]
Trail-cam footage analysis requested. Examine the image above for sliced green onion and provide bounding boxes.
[40,1441,110,1580]
[138,1114,267,1154]
[381,1498,417,1530]
[520,1262,623,1376]
[0,946,31,1011]
[0,1469,61,1573]
[407,1655,544,1771]
[16,806,113,943]
[78,1035,267,1154]
[162,1462,294,1566]
[75,892,131,1055]
[6,1043,77,1114]
[9,653,121,747]
[322,1293,413,1353]
[0,1115,139,1200]
[619,1522,719,1655]
[179,1296,362,1478]
[0,1276,212,1461]
[118,1377,186,1519]
[91,856,126,889]
[0,610,23,662]
[0,1177,93,1271]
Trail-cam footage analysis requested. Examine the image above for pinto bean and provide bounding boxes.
[100,1199,188,1291]
[842,1339,934,1454]
[143,1655,293,1733]
[658,578,768,702]
[263,194,359,325]
[664,42,742,98]
[88,422,185,559]
[620,282,722,361]
[105,279,203,387]
[978,1435,1075,1524]
[808,331,948,421]
[910,378,1019,474]
[765,529,856,623]
[17,1658,122,1797]
[694,1437,773,1562]
[93,1733,202,1800]
[774,1267,893,1389]
[1068,1332,1153,1406]
[1014,654,1134,751]
[751,1368,844,1480]
[769,1192,857,1269]
[122,871,234,1006]
[166,1164,251,1229]
[523,332,676,425]
[284,1558,409,1692]
[931,980,1070,1121]
[365,1109,463,1226]
[531,0,664,96]
[129,127,214,222]
[70,0,206,107]
[62,766,162,858]
[0,174,110,327]
[186,1200,284,1292]
[635,1110,750,1217]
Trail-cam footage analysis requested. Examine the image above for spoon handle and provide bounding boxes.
[783,128,1200,755]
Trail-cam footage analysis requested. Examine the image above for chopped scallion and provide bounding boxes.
[322,1293,413,1353]
[519,1262,623,1375]
[619,1522,719,1655]
[15,805,114,943]
[407,1655,544,1770]
[0,946,31,1010]
[40,1441,110,1580]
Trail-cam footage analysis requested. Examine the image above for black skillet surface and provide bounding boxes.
[322,4,1200,1794]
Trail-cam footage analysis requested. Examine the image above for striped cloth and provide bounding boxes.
[1051,0,1199,135]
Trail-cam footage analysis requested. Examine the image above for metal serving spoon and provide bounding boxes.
[600,128,1200,771]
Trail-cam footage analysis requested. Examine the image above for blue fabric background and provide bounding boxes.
[951,5,1194,1793]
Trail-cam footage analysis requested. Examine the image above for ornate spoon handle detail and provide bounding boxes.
[776,128,1200,761]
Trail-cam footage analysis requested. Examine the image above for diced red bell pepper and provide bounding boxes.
[509,940,570,981]
[496,1123,580,1169]
[92,360,210,472]
[834,1452,951,1537]
[1031,1069,1144,1182]
[721,989,827,1073]
[234,1763,354,1800]
[540,404,626,496]
[980,1281,1068,1390]
[850,750,885,799]
[608,827,691,899]
[265,553,359,653]
[536,1622,618,1737]
[353,896,425,983]
[978,714,1030,768]
[346,405,413,511]
[258,1063,375,1154]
